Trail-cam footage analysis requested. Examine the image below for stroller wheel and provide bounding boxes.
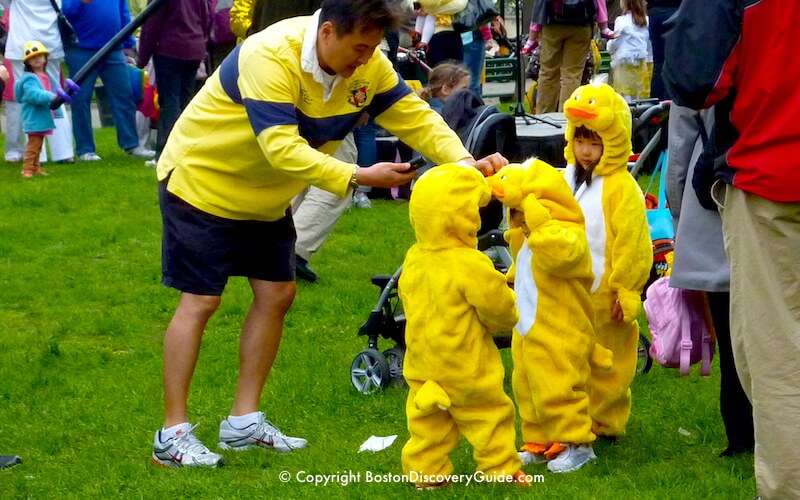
[350,348,390,394]
[382,347,405,387]
[637,332,653,375]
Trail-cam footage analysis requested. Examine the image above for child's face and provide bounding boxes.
[574,135,603,170]
[28,54,47,72]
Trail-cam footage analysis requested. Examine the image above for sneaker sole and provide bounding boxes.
[218,441,296,453]
[547,455,596,474]
[151,454,222,468]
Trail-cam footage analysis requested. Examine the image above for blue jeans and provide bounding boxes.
[648,7,679,100]
[65,47,139,155]
[353,118,379,193]
[462,31,485,96]
[153,54,201,158]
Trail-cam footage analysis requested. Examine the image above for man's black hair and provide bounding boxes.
[319,0,403,35]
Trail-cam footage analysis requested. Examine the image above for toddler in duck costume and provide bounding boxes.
[562,82,652,438]
[399,164,529,489]
[488,158,610,473]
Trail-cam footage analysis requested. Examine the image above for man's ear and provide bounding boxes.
[319,21,335,41]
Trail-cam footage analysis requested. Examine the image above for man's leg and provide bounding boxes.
[558,26,592,111]
[154,292,224,468]
[536,25,566,114]
[64,47,101,157]
[163,293,221,427]
[720,185,800,499]
[231,279,296,415]
[218,279,307,453]
[97,49,142,152]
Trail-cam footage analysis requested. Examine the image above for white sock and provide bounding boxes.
[161,422,191,440]
[227,411,261,428]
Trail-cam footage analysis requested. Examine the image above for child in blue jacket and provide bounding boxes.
[14,41,61,178]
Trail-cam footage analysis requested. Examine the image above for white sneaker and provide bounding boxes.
[546,444,596,473]
[218,411,307,453]
[126,146,156,159]
[152,424,223,468]
[78,152,102,161]
[353,191,372,209]
[144,159,157,167]
[519,450,548,465]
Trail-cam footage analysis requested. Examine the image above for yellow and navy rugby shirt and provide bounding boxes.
[157,14,469,221]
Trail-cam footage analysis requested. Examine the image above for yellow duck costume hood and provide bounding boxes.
[408,163,492,251]
[563,82,632,176]
[487,158,590,280]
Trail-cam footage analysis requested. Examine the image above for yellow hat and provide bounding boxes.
[23,41,50,63]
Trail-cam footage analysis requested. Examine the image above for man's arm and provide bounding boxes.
[237,44,415,196]
[663,0,742,109]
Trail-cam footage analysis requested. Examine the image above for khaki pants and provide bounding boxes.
[292,133,357,261]
[536,24,592,113]
[717,183,800,500]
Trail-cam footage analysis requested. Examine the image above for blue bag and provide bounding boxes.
[644,151,674,242]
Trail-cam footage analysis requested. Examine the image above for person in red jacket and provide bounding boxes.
[664,2,800,499]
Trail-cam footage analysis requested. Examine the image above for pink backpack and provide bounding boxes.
[644,276,715,376]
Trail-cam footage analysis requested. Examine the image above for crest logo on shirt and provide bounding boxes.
[348,84,369,108]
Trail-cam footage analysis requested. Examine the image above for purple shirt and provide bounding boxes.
[137,0,212,66]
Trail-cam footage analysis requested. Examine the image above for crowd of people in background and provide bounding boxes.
[0,1,797,498]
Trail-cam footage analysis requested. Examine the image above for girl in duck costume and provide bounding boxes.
[487,158,611,473]
[399,164,528,489]
[562,82,652,437]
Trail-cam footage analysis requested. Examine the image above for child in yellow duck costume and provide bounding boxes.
[562,82,652,437]
[399,164,528,489]
[487,158,610,473]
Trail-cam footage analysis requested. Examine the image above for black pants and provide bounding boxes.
[708,291,755,454]
[153,54,202,158]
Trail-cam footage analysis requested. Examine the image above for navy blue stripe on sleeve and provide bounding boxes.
[244,99,298,136]
[219,44,243,104]
[366,75,412,117]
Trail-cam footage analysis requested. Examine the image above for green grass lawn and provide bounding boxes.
[0,128,754,499]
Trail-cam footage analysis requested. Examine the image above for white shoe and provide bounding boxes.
[353,191,372,209]
[144,159,157,167]
[218,412,307,453]
[126,146,156,159]
[519,450,548,465]
[152,424,223,468]
[78,152,102,161]
[546,444,596,473]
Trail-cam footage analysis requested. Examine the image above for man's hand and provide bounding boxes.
[459,152,509,176]
[357,162,418,188]
[0,66,9,83]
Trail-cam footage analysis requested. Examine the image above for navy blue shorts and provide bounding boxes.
[159,181,297,295]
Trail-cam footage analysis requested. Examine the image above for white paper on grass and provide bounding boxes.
[358,435,398,453]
